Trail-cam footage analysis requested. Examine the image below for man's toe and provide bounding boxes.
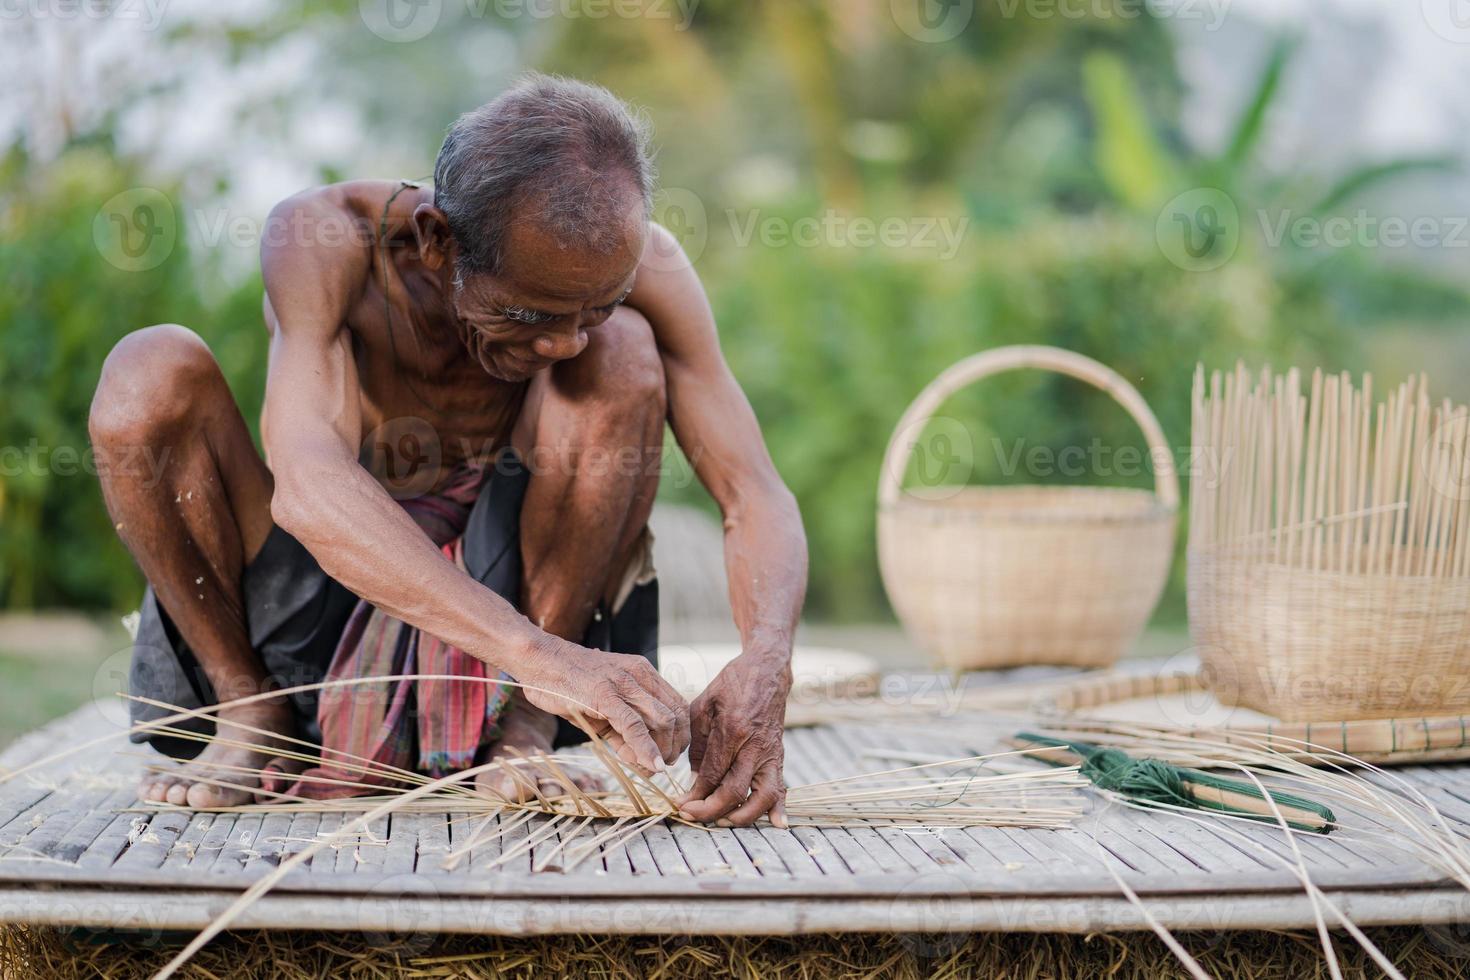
[571,772,606,796]
[186,781,246,810]
[142,777,174,803]
[477,771,526,804]
[164,782,190,807]
[537,777,576,799]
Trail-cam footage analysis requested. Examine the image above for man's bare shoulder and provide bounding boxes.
[266,180,433,253]
[628,221,721,362]
[269,179,407,218]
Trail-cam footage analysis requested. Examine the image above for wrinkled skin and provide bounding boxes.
[92,178,807,824]
[680,650,793,825]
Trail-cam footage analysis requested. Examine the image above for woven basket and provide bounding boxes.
[877,346,1179,672]
[1191,554,1470,721]
[1188,365,1470,722]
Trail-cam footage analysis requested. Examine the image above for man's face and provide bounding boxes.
[448,205,647,383]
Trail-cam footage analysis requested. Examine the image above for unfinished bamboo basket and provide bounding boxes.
[878,346,1179,671]
[1189,364,1470,722]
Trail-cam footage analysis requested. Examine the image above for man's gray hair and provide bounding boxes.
[433,73,656,276]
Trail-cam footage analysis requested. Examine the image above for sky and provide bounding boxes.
[1171,0,1468,162]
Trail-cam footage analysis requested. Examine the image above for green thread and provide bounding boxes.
[1017,733,1336,835]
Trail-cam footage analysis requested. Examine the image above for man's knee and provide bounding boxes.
[89,324,222,448]
[572,306,666,421]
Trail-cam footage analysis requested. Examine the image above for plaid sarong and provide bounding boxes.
[263,464,514,800]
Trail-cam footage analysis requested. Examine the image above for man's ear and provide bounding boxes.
[410,203,454,271]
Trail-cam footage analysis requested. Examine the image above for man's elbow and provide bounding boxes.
[722,475,802,533]
[269,484,311,541]
[268,463,335,547]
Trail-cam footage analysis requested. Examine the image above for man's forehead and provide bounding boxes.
[486,254,636,304]
[488,221,645,304]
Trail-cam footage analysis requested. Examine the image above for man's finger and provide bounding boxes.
[680,745,760,822]
[680,725,736,807]
[721,761,785,828]
[600,698,662,773]
[631,656,689,717]
[612,671,682,764]
[640,665,691,761]
[686,697,712,774]
[592,724,657,777]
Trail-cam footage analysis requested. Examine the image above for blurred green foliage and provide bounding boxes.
[690,214,1283,620]
[0,150,265,609]
[3,2,1467,625]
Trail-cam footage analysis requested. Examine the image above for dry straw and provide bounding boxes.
[1190,364,1470,721]
[878,345,1178,672]
[8,925,1460,980]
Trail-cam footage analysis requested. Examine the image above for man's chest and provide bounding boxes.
[347,318,527,494]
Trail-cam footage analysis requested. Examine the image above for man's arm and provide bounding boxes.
[259,184,685,772]
[628,224,809,827]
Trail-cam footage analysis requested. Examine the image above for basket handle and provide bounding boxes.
[877,345,1180,510]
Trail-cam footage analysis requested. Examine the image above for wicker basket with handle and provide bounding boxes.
[877,346,1179,671]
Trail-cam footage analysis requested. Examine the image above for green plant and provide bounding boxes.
[0,149,264,610]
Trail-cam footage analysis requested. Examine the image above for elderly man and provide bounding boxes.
[89,74,807,828]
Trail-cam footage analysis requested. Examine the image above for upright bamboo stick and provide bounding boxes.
[1189,364,1470,721]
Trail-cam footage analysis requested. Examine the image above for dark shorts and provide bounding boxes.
[129,450,659,759]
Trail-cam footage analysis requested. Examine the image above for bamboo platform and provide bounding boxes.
[1,689,1469,939]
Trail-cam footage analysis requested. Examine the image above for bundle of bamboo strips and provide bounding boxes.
[1190,364,1470,721]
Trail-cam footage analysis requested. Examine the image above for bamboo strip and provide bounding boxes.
[1190,365,1470,721]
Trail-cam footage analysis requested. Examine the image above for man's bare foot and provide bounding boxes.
[137,701,300,809]
[475,697,605,804]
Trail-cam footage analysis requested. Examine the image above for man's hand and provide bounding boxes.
[678,647,791,827]
[516,639,690,774]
